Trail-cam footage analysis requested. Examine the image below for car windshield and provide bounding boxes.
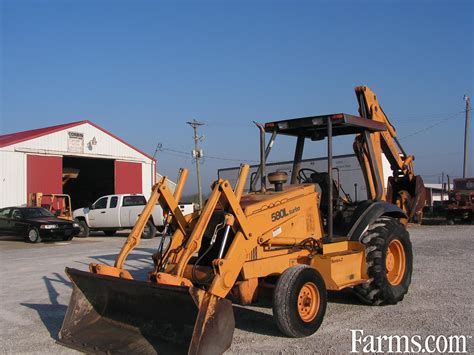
[23,208,55,218]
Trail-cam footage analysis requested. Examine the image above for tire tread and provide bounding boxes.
[354,217,412,306]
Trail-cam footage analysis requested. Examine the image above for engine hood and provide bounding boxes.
[73,207,90,218]
[26,217,72,225]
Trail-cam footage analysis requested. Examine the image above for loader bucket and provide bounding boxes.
[58,268,235,355]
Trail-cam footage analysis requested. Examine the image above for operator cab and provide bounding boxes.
[259,113,387,241]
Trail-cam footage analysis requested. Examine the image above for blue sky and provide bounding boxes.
[1,0,473,194]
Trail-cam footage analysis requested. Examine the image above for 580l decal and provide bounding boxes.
[271,206,300,222]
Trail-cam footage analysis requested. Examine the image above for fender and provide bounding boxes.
[347,200,407,241]
[73,207,90,226]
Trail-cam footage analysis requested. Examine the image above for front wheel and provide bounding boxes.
[25,227,41,243]
[76,220,90,238]
[273,265,327,337]
[141,220,157,239]
[354,216,413,305]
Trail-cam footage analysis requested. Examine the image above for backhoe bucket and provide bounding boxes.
[58,268,235,355]
[387,175,426,221]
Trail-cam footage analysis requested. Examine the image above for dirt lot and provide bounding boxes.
[0,225,473,354]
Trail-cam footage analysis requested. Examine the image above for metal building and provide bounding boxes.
[0,120,156,209]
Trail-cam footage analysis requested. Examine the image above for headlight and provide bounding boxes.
[40,224,58,229]
[73,223,80,227]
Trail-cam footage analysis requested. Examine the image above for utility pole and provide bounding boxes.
[441,172,445,201]
[187,119,204,209]
[152,143,162,187]
[463,95,470,178]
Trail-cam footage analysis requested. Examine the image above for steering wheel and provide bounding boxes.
[297,168,318,183]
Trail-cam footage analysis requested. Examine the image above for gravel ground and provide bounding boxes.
[0,225,473,354]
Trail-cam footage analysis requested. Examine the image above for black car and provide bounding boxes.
[0,207,81,243]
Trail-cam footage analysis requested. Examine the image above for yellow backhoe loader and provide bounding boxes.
[58,86,424,354]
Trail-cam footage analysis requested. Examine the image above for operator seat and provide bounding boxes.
[310,172,339,216]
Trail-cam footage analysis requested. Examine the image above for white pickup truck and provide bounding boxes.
[73,194,193,238]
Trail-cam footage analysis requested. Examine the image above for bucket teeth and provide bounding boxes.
[58,268,234,355]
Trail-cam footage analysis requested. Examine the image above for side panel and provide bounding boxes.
[26,154,62,199]
[119,206,143,227]
[105,196,121,227]
[0,151,26,207]
[88,197,113,228]
[115,161,142,194]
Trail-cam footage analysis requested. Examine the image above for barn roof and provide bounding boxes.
[0,120,155,161]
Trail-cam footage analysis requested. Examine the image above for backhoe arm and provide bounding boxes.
[355,85,415,182]
[354,86,426,220]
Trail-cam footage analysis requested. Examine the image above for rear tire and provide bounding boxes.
[76,220,90,238]
[273,265,327,337]
[141,220,157,239]
[25,227,41,243]
[354,216,412,305]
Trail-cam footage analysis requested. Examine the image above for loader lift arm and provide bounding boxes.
[89,168,191,279]
[149,164,251,295]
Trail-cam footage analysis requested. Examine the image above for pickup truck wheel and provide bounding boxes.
[103,230,117,236]
[76,220,90,238]
[142,220,156,239]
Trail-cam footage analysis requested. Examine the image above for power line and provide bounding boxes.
[398,112,464,140]
[159,150,191,160]
[203,154,260,163]
[204,121,255,128]
[391,109,468,121]
[157,145,261,163]
[160,147,189,155]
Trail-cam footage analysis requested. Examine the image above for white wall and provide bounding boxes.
[0,150,26,207]
[141,160,154,198]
